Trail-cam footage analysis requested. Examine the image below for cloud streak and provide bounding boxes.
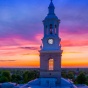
[20,46,38,50]
[0,60,16,62]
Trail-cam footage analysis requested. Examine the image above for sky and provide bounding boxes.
[0,0,88,68]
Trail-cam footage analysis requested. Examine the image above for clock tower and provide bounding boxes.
[40,0,63,84]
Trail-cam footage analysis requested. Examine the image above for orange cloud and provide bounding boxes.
[0,34,88,68]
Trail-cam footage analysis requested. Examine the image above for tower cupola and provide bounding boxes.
[41,0,61,51]
[43,0,60,38]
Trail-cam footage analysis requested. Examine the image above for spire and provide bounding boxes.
[48,0,55,15]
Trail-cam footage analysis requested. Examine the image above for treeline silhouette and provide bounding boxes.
[0,70,39,84]
[0,69,88,85]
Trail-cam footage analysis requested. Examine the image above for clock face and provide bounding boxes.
[48,39,53,44]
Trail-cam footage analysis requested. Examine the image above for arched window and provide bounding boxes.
[50,24,52,34]
[55,25,57,34]
[49,59,54,70]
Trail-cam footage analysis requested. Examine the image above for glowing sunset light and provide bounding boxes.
[0,0,88,68]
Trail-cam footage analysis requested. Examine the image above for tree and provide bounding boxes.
[76,72,86,84]
[23,71,29,83]
[61,71,67,78]
[0,76,8,83]
[67,71,74,80]
[2,71,11,81]
[11,74,16,81]
[86,76,88,85]
[16,74,22,81]
[0,71,1,74]
[11,74,22,83]
[23,70,39,83]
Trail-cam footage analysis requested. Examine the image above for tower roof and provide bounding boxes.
[43,0,59,21]
[48,0,55,15]
[48,0,55,9]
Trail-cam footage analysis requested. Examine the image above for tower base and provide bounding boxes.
[40,70,61,84]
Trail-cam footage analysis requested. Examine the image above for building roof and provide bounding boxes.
[19,78,77,88]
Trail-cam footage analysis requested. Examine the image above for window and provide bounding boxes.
[49,59,54,70]
[55,25,57,34]
[50,24,52,34]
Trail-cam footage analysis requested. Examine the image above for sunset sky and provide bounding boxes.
[0,0,88,68]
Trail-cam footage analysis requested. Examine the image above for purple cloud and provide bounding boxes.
[0,0,88,44]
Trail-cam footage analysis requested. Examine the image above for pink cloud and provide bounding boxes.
[61,40,88,47]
